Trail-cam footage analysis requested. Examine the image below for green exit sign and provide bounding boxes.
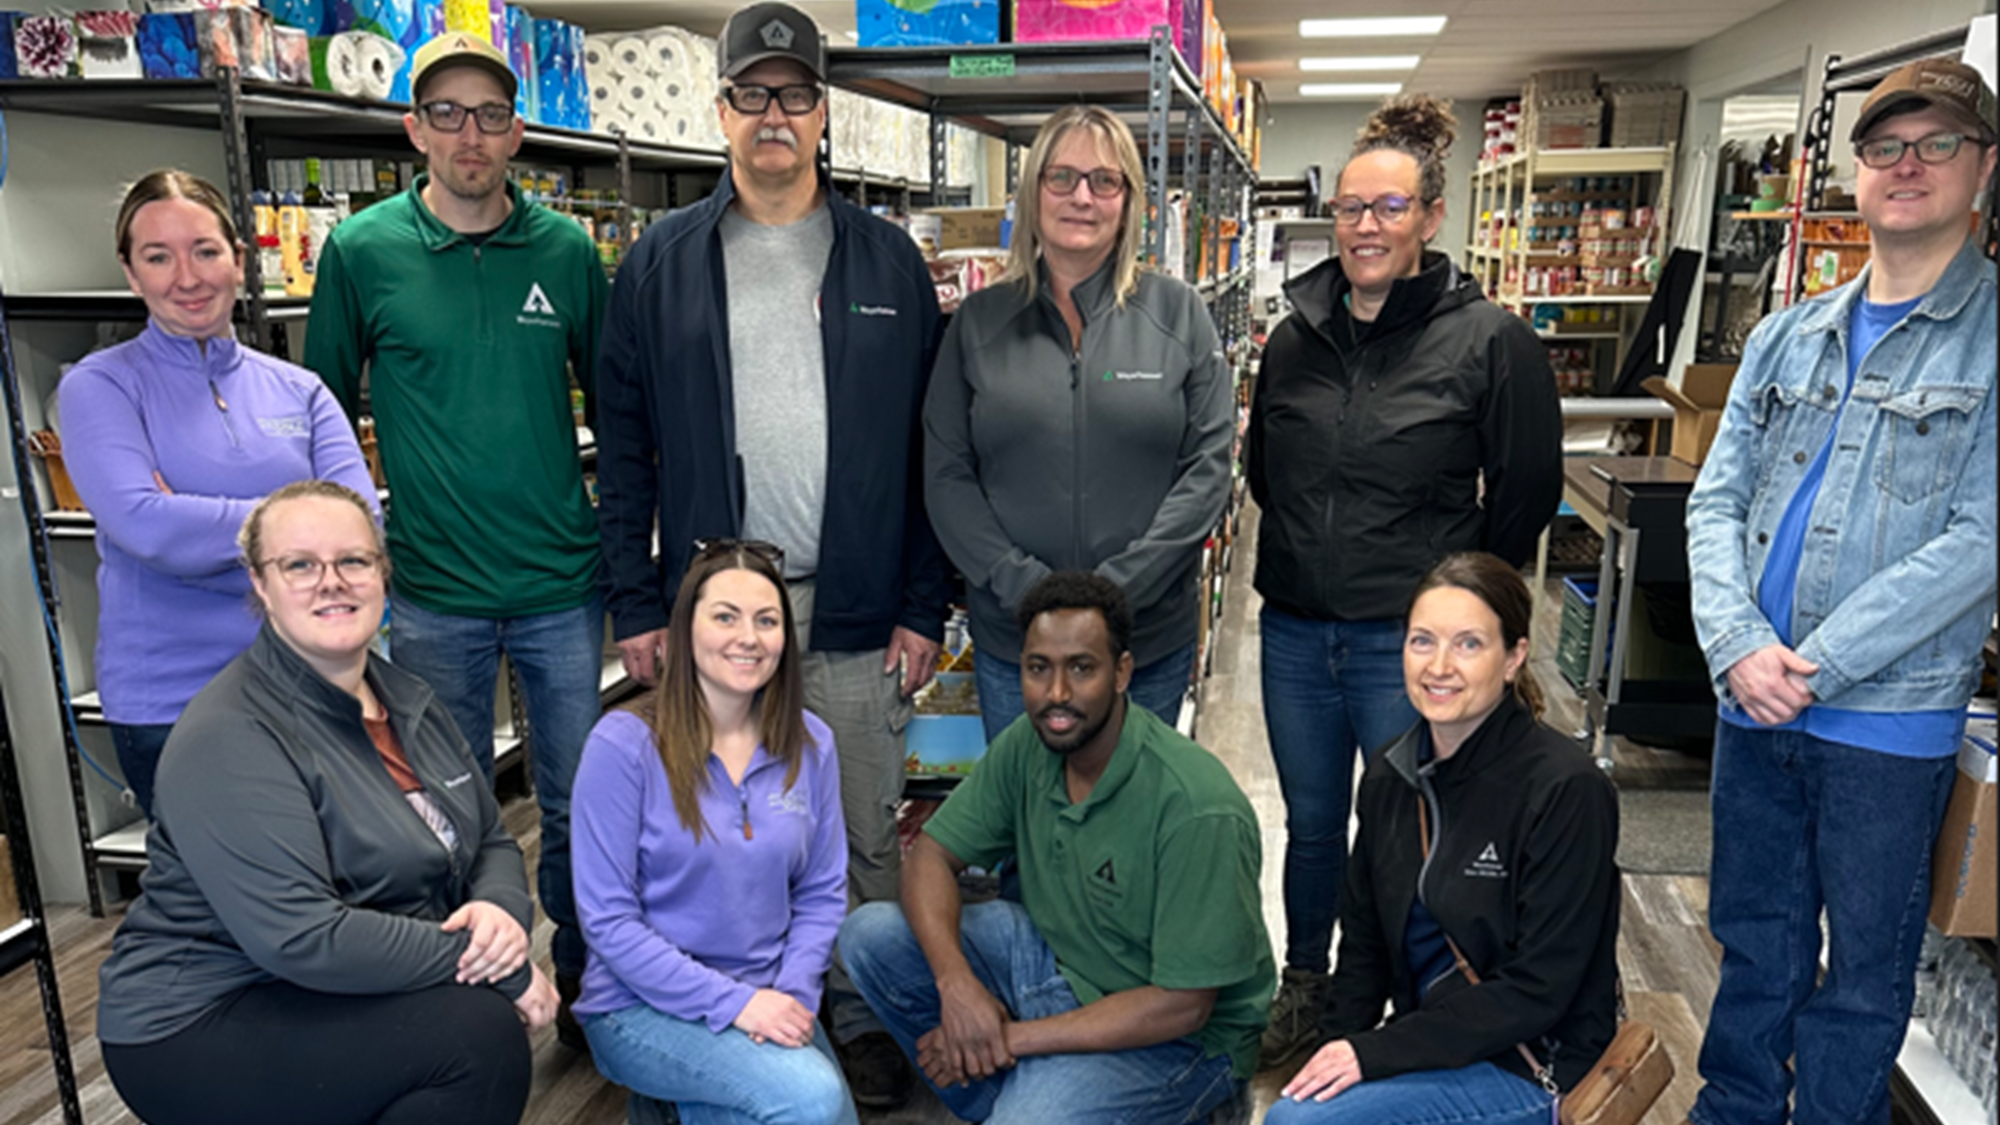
[949,54,1016,78]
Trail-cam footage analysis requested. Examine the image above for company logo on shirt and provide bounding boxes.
[849,302,898,317]
[767,789,809,817]
[518,282,562,329]
[1465,841,1507,879]
[1093,858,1117,885]
[256,413,310,438]
[1102,369,1163,382]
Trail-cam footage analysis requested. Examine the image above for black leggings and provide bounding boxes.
[103,980,531,1125]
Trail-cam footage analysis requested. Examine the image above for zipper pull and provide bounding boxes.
[741,790,753,841]
[209,379,228,413]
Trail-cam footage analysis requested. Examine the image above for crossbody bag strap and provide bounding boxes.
[1416,792,1561,1097]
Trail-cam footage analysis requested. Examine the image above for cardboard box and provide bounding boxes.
[0,836,19,932]
[1644,363,1737,465]
[1930,716,1996,937]
[928,206,1006,251]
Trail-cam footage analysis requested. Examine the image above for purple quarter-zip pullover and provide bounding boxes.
[57,321,376,725]
[571,708,848,1031]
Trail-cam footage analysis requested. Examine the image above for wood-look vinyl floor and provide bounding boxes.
[0,505,1726,1125]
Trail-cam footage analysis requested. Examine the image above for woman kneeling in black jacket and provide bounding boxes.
[1269,552,1620,1125]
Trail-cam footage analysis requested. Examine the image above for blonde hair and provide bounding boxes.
[238,480,388,578]
[1003,105,1148,306]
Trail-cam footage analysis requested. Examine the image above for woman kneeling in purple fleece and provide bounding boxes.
[571,539,860,1125]
[58,169,376,816]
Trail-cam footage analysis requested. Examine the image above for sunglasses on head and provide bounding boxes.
[693,538,786,569]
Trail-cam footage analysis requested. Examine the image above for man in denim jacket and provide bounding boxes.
[1684,58,1996,1125]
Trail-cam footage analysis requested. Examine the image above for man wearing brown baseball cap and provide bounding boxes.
[1684,52,1996,1125]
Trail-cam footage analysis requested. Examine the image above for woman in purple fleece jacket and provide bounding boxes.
[572,539,858,1125]
[57,169,376,815]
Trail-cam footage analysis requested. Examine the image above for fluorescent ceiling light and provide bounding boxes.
[1300,82,1404,97]
[1299,16,1447,37]
[1299,55,1420,72]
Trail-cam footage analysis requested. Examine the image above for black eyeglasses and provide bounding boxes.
[1330,194,1418,226]
[259,552,384,590]
[693,538,786,568]
[1854,131,1983,169]
[1042,165,1128,197]
[418,100,516,135]
[720,84,823,116]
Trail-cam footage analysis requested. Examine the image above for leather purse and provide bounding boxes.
[1417,794,1673,1125]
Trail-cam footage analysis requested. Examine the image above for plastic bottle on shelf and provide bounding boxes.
[278,190,311,298]
[252,190,285,296]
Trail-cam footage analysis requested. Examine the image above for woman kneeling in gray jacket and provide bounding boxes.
[96,480,555,1125]
[925,104,1234,740]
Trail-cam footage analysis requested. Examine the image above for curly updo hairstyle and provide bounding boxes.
[1347,93,1458,209]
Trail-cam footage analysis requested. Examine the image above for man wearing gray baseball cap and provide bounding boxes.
[1684,53,1996,1125]
[592,0,948,1112]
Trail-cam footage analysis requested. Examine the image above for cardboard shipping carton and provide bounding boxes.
[1930,712,1997,938]
[1644,363,1737,465]
[927,207,1007,252]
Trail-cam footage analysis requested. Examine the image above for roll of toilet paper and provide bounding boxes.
[353,30,399,99]
[609,34,644,74]
[309,29,362,93]
[581,32,611,72]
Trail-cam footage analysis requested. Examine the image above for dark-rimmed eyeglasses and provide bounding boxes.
[418,100,516,135]
[1042,166,1128,197]
[1330,194,1417,226]
[259,552,383,590]
[693,538,787,569]
[720,84,824,116]
[1854,131,1984,169]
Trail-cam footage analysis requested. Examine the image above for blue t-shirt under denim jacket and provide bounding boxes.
[1687,239,1997,757]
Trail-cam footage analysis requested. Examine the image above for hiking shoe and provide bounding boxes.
[1258,967,1332,1071]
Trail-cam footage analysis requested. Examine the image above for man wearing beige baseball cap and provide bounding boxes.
[304,29,612,1055]
[1684,53,1996,1125]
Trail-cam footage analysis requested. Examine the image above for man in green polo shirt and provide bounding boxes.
[303,33,608,1049]
[839,571,1273,1121]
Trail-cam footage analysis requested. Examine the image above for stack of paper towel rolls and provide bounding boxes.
[826,88,977,187]
[583,25,724,151]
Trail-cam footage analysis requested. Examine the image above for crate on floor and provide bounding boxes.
[1557,576,1604,689]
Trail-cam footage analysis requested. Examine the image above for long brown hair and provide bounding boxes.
[1408,551,1545,719]
[639,545,810,842]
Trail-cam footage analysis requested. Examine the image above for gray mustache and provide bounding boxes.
[756,126,798,149]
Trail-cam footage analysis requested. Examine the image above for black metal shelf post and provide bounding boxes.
[0,286,86,1125]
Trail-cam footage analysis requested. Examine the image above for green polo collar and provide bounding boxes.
[407,173,534,252]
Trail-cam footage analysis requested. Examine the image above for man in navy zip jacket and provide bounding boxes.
[594,1,949,1107]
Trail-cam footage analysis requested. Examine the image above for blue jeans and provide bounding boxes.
[838,900,1239,1123]
[975,642,1198,744]
[1264,1061,1555,1125]
[1259,608,1416,973]
[110,721,175,818]
[1691,723,1957,1125]
[582,1005,859,1125]
[388,590,605,979]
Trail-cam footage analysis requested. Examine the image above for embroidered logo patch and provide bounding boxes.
[1465,841,1508,879]
[760,19,793,49]
[256,413,310,437]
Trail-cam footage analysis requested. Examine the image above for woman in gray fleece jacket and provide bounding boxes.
[96,481,555,1125]
[924,105,1234,741]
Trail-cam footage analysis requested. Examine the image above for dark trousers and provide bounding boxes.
[103,980,530,1125]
